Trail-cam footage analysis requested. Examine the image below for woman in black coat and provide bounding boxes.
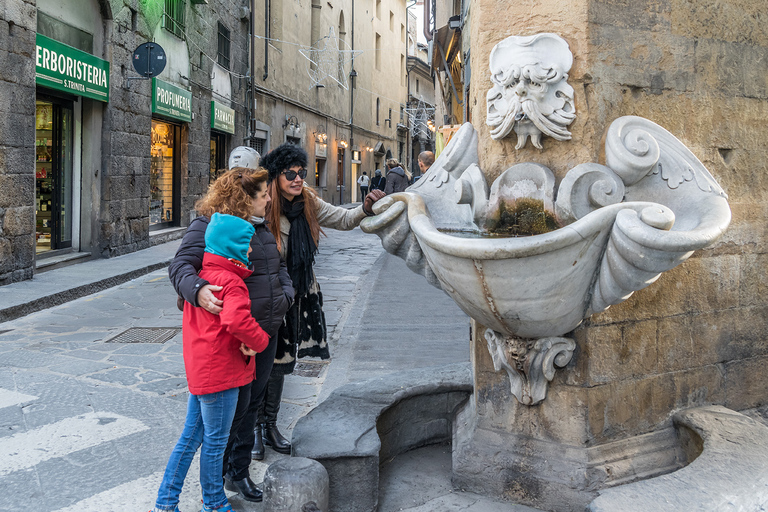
[169,168,294,503]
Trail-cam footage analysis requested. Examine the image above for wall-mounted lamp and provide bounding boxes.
[315,131,328,144]
[339,140,348,149]
[283,115,301,134]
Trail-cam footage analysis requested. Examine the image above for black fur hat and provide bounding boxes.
[261,143,309,182]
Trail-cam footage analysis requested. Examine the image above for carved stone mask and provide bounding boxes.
[486,33,576,149]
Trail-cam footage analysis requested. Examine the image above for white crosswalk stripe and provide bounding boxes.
[0,388,38,409]
[0,411,149,477]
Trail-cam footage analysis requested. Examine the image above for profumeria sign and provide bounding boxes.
[35,33,110,102]
[152,78,192,123]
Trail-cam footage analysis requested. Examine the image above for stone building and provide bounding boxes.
[249,0,409,203]
[451,1,768,510]
[0,0,412,285]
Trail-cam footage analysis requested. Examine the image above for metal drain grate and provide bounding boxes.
[106,327,181,344]
[293,360,330,378]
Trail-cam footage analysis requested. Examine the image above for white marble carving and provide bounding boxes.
[486,33,576,149]
[361,117,731,405]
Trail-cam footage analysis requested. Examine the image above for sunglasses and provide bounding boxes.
[282,168,308,181]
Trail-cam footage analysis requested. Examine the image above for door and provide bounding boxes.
[35,97,74,253]
[336,148,345,204]
[210,132,226,183]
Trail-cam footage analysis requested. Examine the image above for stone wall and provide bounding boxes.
[581,0,768,436]
[101,0,251,257]
[460,0,768,508]
[0,0,37,285]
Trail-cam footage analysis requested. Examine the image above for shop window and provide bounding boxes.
[151,120,180,227]
[164,0,186,39]
[217,21,231,70]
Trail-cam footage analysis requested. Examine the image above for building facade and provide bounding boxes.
[0,0,413,285]
[248,0,410,203]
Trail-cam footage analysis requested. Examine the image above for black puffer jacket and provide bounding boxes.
[169,216,294,338]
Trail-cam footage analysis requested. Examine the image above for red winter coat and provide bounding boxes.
[183,253,270,395]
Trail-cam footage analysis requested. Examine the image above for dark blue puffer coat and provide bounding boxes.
[169,216,294,338]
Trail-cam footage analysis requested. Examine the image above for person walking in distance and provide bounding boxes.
[383,158,409,194]
[357,171,370,200]
[417,151,435,176]
[251,143,385,459]
[152,210,271,512]
[370,168,386,193]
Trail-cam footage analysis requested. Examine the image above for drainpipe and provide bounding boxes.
[263,0,270,80]
[250,0,258,135]
[423,0,432,41]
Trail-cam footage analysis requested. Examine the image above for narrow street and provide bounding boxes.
[0,227,470,512]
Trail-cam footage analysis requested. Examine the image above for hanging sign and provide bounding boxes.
[152,78,192,123]
[35,33,110,102]
[211,101,235,134]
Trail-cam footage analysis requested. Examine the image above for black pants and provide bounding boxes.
[223,334,278,480]
[360,186,369,199]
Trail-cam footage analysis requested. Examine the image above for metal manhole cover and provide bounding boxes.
[106,327,181,344]
[293,360,330,378]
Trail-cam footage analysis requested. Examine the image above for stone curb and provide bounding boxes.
[588,405,768,512]
[0,260,173,323]
[292,362,473,512]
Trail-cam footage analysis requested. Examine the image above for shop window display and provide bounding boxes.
[150,120,177,225]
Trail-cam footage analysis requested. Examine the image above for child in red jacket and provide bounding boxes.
[153,213,269,512]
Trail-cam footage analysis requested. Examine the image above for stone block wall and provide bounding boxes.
[0,0,37,284]
[100,0,251,257]
[460,0,768,506]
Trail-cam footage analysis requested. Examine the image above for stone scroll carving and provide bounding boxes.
[361,117,731,406]
[486,330,576,405]
[486,33,576,149]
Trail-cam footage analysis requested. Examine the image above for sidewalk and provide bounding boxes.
[0,241,181,323]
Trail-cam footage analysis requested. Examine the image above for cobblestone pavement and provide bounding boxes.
[0,227,384,512]
[0,225,530,512]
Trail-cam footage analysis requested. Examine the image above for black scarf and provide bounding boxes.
[282,196,317,296]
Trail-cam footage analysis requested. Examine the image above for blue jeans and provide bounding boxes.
[154,388,239,511]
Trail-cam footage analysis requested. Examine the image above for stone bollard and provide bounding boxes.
[263,457,329,512]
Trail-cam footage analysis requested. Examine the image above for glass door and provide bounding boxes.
[35,97,73,253]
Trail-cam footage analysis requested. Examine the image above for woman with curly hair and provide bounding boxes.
[245,142,384,459]
[168,167,294,504]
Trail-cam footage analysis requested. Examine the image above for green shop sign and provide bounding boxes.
[211,101,235,134]
[152,78,192,123]
[35,33,110,102]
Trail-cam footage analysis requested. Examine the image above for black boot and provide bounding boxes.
[263,422,291,454]
[261,373,292,454]
[224,475,263,502]
[251,423,265,460]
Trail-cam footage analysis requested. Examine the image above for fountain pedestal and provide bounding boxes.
[452,320,693,511]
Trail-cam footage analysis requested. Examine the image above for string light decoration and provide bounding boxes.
[404,97,436,139]
[299,27,362,90]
